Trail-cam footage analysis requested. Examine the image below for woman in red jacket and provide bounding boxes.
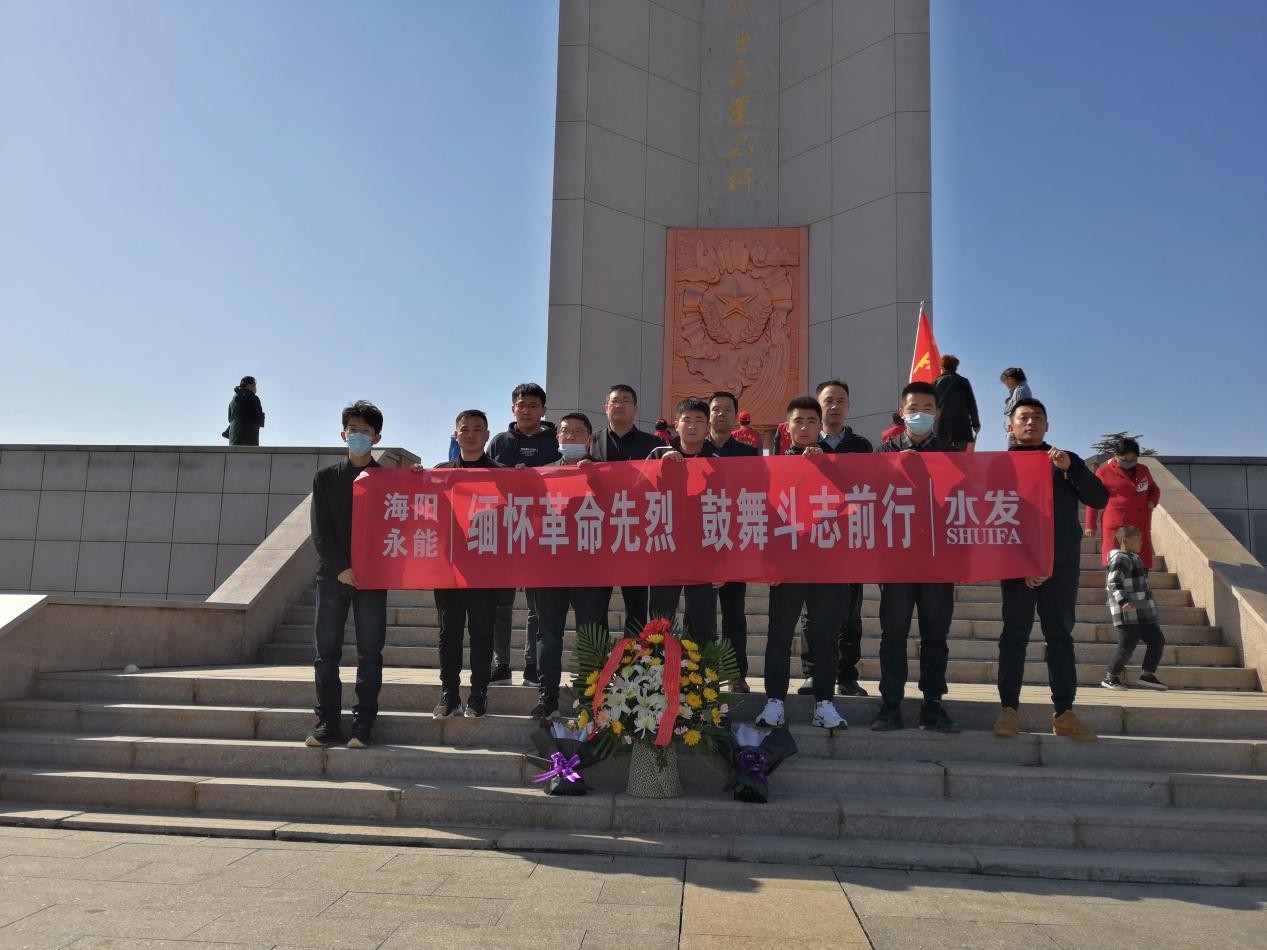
[1086,438,1161,569]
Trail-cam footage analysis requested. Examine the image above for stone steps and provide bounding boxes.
[3,764,1265,856]
[269,619,1227,648]
[254,642,1254,689]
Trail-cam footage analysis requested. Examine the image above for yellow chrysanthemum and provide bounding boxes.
[583,684,596,697]
[704,668,717,681]
[688,651,702,663]
[703,687,718,702]
[578,710,591,726]
[689,673,704,685]
[711,708,722,726]
[685,692,703,709]
[649,656,662,666]
[645,633,664,644]
[611,720,623,734]
[621,655,633,665]
[681,639,699,651]
[586,671,600,685]
[683,729,702,746]
[685,660,699,671]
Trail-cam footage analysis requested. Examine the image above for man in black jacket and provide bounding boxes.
[487,383,562,688]
[872,382,959,734]
[707,390,760,691]
[588,384,663,633]
[226,376,265,446]
[798,379,872,698]
[993,397,1109,743]
[306,400,386,749]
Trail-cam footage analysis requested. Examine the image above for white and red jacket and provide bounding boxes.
[1087,459,1161,569]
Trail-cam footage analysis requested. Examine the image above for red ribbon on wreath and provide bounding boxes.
[591,619,683,748]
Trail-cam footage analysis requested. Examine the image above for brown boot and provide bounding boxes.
[992,707,1019,738]
[1052,710,1098,742]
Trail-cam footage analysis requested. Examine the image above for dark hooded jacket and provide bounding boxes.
[488,420,561,468]
[227,386,265,446]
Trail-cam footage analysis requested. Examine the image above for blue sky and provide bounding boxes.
[1,1,1263,459]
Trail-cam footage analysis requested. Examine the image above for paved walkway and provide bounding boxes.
[0,826,1264,949]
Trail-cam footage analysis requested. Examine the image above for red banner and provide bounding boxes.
[350,453,1053,589]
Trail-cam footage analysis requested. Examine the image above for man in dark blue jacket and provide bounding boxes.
[993,398,1109,743]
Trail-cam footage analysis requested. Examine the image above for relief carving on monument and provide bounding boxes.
[662,227,809,428]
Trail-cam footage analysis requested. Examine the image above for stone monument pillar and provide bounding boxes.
[546,0,931,442]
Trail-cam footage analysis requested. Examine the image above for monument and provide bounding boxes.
[546,0,931,441]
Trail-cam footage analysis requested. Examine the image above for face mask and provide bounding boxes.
[346,432,374,457]
[904,412,935,436]
[559,443,588,462]
[1117,458,1136,470]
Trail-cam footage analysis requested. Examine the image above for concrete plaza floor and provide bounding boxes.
[0,826,1264,949]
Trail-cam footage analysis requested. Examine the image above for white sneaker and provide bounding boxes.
[812,700,846,730]
[754,698,786,727]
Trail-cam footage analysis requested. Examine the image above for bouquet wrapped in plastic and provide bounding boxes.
[527,721,603,796]
[719,722,798,804]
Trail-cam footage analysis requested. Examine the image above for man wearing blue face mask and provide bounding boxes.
[306,400,389,750]
[530,412,609,720]
[872,381,961,734]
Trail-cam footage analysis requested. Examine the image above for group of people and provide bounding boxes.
[302,372,1168,751]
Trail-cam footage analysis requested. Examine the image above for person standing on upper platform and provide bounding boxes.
[1000,368,1031,446]
[932,355,981,451]
[992,398,1109,744]
[1086,437,1160,570]
[226,376,265,446]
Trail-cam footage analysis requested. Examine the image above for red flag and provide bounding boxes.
[909,302,941,384]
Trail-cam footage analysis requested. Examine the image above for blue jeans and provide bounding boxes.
[313,579,387,724]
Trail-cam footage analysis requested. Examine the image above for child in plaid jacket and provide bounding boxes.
[1101,525,1168,691]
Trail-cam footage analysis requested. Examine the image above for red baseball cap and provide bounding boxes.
[738,411,752,424]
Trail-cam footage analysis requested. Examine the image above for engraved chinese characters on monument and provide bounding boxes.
[663,228,808,428]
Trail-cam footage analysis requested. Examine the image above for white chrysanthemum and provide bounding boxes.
[633,708,660,735]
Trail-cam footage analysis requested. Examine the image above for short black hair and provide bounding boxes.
[675,397,710,418]
[901,381,937,401]
[941,355,960,373]
[709,391,739,412]
[455,409,489,428]
[512,383,547,404]
[240,376,256,388]
[342,400,383,434]
[815,379,850,397]
[891,411,903,426]
[1009,397,1047,419]
[1001,367,1027,384]
[786,395,822,419]
[1116,437,1141,457]
[607,384,638,405]
[1115,524,1142,542]
[559,411,593,434]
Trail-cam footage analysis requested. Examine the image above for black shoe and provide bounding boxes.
[796,681,817,696]
[530,689,559,722]
[870,703,903,731]
[918,700,960,734]
[304,720,343,747]
[1135,672,1169,691]
[489,663,512,684]
[433,692,461,719]
[522,667,541,689]
[465,692,488,718]
[838,680,869,697]
[347,721,373,749]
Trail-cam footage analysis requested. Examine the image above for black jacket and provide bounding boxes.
[820,426,872,454]
[708,435,761,457]
[1010,443,1109,568]
[647,438,717,460]
[932,372,980,429]
[311,457,380,581]
[227,387,265,446]
[589,425,664,462]
[432,454,505,470]
[488,421,560,468]
[878,433,959,453]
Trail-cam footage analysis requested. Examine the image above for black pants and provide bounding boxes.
[1108,622,1165,676]
[648,584,718,641]
[534,587,610,692]
[600,585,648,635]
[878,582,954,704]
[434,588,503,694]
[998,565,1080,714]
[312,579,387,725]
[800,583,863,684]
[717,582,748,677]
[767,583,850,701]
[493,587,515,670]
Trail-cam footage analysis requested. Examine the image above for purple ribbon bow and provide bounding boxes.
[736,749,770,789]
[533,752,583,785]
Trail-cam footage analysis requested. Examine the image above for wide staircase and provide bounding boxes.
[2,536,1266,885]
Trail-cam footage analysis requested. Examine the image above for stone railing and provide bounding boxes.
[1150,460,1267,688]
